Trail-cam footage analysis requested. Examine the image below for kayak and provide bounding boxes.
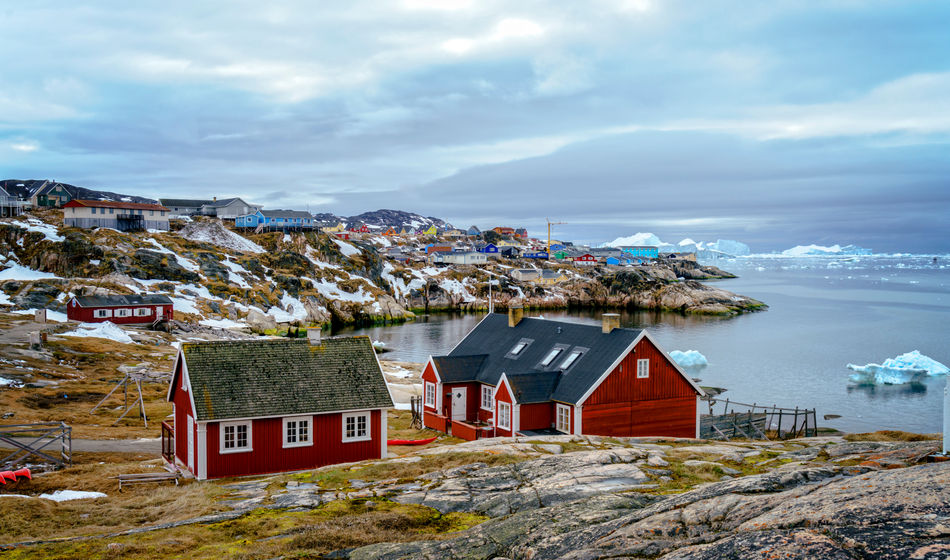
[387,436,438,446]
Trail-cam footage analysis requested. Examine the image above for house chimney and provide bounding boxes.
[213,196,217,202]
[508,305,524,328]
[307,328,322,345]
[602,313,620,334]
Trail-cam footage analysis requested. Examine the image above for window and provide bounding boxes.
[481,385,493,410]
[342,412,371,442]
[637,359,650,379]
[510,342,527,355]
[556,404,571,433]
[135,308,151,317]
[220,421,252,453]
[540,347,563,367]
[424,382,436,407]
[91,207,96,215]
[94,309,111,318]
[497,402,511,430]
[150,210,154,216]
[115,308,132,318]
[283,416,312,448]
[559,350,584,371]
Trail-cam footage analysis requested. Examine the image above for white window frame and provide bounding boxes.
[220,420,252,454]
[559,350,583,371]
[342,411,371,443]
[94,309,112,318]
[637,359,650,379]
[282,415,313,448]
[134,307,151,317]
[497,401,511,430]
[424,382,436,408]
[480,385,493,410]
[509,341,527,355]
[556,404,571,433]
[114,308,132,318]
[540,347,563,367]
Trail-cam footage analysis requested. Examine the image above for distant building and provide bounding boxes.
[236,209,315,230]
[200,198,261,220]
[66,294,173,324]
[430,251,488,266]
[30,181,74,208]
[618,246,659,259]
[159,198,213,216]
[0,185,25,217]
[510,269,541,282]
[466,226,481,236]
[63,200,170,231]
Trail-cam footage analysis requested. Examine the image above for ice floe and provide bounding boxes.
[669,350,708,368]
[847,350,949,385]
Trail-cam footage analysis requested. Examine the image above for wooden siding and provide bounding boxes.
[444,382,479,422]
[451,420,479,441]
[518,403,553,431]
[584,337,696,406]
[67,302,173,324]
[494,380,513,437]
[204,410,382,479]
[421,362,438,412]
[583,396,696,438]
[172,359,192,465]
[423,411,448,432]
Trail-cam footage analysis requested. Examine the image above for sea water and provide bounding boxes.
[339,255,950,433]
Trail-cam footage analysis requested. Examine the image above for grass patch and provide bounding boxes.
[844,431,939,442]
[3,499,489,560]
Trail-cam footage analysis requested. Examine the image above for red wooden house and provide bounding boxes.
[421,308,703,440]
[348,224,371,233]
[572,253,598,266]
[66,294,173,324]
[164,335,393,480]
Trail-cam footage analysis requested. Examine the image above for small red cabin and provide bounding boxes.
[166,336,392,480]
[422,309,703,441]
[572,253,598,266]
[67,294,173,324]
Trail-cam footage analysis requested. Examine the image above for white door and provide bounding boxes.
[556,405,571,433]
[187,415,194,468]
[156,306,163,319]
[451,387,467,421]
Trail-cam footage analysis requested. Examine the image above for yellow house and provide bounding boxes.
[323,222,346,233]
[420,225,438,235]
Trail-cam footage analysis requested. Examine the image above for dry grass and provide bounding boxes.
[844,430,940,442]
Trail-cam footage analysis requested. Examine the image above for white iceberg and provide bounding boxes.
[782,244,872,257]
[61,321,134,344]
[669,350,708,368]
[847,350,949,385]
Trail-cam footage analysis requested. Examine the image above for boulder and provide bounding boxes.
[245,309,277,333]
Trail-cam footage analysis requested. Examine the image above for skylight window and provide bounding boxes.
[560,350,582,370]
[540,348,563,367]
[510,341,527,355]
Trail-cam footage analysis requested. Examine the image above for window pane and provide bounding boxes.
[560,351,581,370]
[541,348,562,366]
[300,420,309,442]
[510,342,526,355]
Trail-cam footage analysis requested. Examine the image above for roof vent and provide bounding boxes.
[602,313,620,334]
[307,328,322,345]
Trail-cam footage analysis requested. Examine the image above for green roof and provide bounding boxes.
[180,337,392,421]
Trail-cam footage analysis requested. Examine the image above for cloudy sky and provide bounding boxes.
[2,1,949,252]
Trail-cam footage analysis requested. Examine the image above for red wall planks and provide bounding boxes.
[584,337,696,406]
[583,396,696,438]
[519,402,554,431]
[204,410,383,479]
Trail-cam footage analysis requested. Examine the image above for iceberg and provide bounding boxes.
[708,239,751,256]
[669,350,708,368]
[782,244,872,257]
[847,350,948,385]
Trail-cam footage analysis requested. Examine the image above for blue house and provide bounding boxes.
[550,243,566,251]
[236,209,315,230]
[606,256,621,265]
[466,226,481,236]
[477,243,499,254]
[524,251,549,259]
[619,246,659,258]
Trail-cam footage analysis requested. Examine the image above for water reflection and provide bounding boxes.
[847,381,928,399]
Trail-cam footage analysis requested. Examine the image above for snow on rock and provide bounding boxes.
[179,220,266,254]
[307,277,375,304]
[267,293,310,323]
[782,244,872,257]
[0,292,11,306]
[848,350,949,385]
[39,490,108,502]
[11,309,68,322]
[0,263,61,281]
[333,238,361,258]
[61,322,134,344]
[199,318,246,329]
[669,350,708,368]
[223,258,252,289]
[439,278,476,302]
[146,239,200,272]
[8,219,65,242]
[170,297,202,316]
[305,245,343,270]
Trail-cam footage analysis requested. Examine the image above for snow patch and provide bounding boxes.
[39,490,108,502]
[179,220,266,254]
[266,293,311,323]
[307,278,375,304]
[61,322,134,344]
[11,309,68,322]
[199,318,246,329]
[8,219,64,242]
[170,297,202,316]
[847,350,949,385]
[0,263,61,281]
[333,238,361,258]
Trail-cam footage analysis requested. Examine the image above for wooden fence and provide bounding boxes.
[702,398,817,440]
[0,422,72,468]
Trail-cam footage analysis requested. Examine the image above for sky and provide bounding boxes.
[2,1,949,252]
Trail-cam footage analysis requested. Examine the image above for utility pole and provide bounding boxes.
[546,218,566,255]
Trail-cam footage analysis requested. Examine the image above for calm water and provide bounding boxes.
[339,255,950,433]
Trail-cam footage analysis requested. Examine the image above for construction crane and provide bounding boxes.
[546,218,566,255]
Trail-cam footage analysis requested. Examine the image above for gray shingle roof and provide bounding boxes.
[505,371,560,404]
[262,209,313,219]
[74,294,172,307]
[432,355,488,383]
[437,314,644,405]
[159,198,213,208]
[180,337,392,422]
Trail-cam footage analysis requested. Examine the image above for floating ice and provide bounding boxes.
[669,350,708,368]
[847,350,948,385]
[61,321,134,344]
[782,244,872,257]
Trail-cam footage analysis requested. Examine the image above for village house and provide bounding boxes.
[30,180,74,208]
[619,246,660,259]
[535,269,570,285]
[466,225,481,237]
[425,244,454,255]
[66,294,173,324]
[63,200,170,231]
[572,253,599,266]
[523,250,549,260]
[476,243,500,255]
[235,209,315,230]
[492,226,515,236]
[0,185,25,217]
[421,309,703,441]
[430,251,488,266]
[510,269,541,282]
[165,335,393,480]
[159,198,212,216]
[419,225,438,236]
[199,197,261,220]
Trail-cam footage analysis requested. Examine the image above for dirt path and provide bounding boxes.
[0,437,159,455]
